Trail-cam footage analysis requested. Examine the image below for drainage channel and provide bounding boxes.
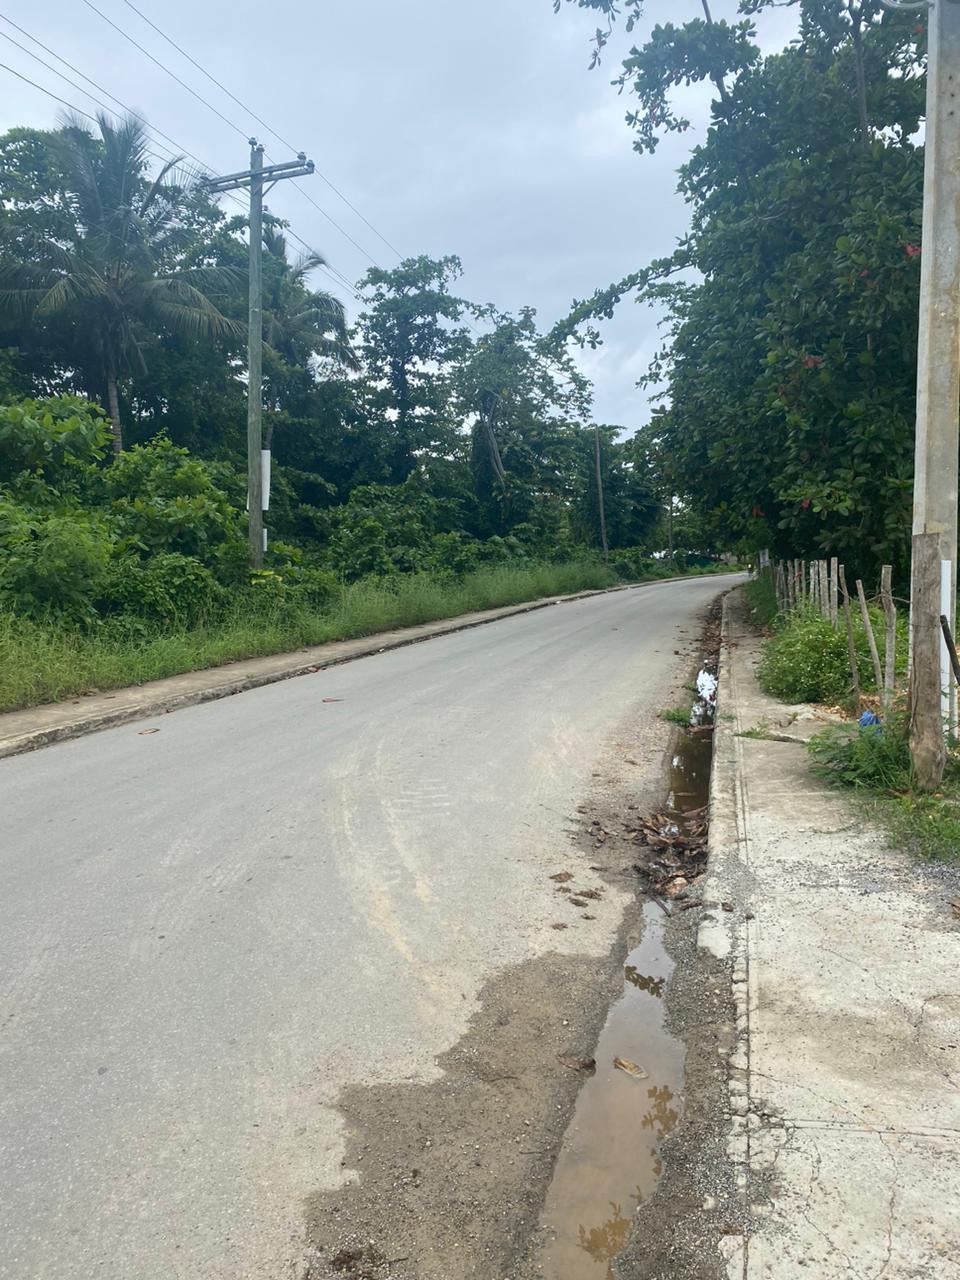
[536,673,715,1280]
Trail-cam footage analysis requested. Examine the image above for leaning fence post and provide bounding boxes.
[856,577,884,695]
[880,565,897,715]
[839,565,861,716]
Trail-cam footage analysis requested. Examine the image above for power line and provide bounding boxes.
[0,58,178,170]
[78,0,389,273]
[0,26,184,170]
[0,43,364,311]
[0,14,206,173]
[117,0,406,261]
[78,0,250,141]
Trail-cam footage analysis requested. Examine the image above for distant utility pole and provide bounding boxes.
[594,425,609,561]
[202,141,315,568]
[902,0,960,788]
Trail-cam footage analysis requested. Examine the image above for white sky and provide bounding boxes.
[0,0,799,430]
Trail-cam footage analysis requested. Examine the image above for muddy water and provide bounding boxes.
[536,698,713,1278]
[537,901,685,1279]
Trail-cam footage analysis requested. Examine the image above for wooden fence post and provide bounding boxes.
[910,532,947,790]
[829,557,839,627]
[856,578,884,695]
[839,565,861,716]
[819,561,830,621]
[880,565,897,715]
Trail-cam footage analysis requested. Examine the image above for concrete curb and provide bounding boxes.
[699,587,754,1275]
[0,573,739,762]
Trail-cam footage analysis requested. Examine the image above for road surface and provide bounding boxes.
[0,575,736,1278]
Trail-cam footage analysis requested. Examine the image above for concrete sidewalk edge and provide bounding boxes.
[699,587,753,1277]
[0,573,737,761]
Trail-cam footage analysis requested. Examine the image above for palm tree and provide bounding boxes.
[260,224,358,448]
[0,112,241,453]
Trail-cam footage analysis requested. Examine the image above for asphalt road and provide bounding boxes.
[0,575,738,1279]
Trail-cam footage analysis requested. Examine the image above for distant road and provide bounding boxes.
[0,574,742,1279]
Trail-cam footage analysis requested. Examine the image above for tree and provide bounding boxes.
[556,0,927,578]
[0,113,241,453]
[355,255,474,482]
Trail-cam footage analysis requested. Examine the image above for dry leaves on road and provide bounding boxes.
[613,1056,649,1080]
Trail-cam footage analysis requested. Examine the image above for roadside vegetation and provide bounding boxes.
[745,574,959,862]
[0,119,734,713]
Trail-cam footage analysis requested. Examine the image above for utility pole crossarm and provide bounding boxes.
[202,139,315,569]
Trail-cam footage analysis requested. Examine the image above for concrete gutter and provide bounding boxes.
[0,573,735,761]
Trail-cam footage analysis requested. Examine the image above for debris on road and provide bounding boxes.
[613,1056,649,1080]
[557,1054,596,1076]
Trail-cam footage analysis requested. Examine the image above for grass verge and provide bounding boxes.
[2,560,631,714]
[807,715,960,863]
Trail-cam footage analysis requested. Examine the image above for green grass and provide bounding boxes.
[659,706,692,726]
[807,717,960,862]
[0,561,622,713]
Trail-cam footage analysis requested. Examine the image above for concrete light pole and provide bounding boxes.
[893,0,960,787]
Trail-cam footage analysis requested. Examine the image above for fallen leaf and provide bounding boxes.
[613,1056,648,1080]
[549,872,574,883]
[550,922,568,931]
[138,728,160,735]
[951,900,960,920]
[577,888,602,900]
[322,697,344,703]
[557,1054,596,1075]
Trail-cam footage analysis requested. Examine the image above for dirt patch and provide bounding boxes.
[302,938,637,1280]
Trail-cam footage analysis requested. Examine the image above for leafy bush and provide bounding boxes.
[99,552,223,625]
[757,613,858,703]
[106,437,240,562]
[0,503,112,619]
[808,718,913,792]
[0,395,109,482]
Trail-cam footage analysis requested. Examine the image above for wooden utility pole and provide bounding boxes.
[908,0,960,786]
[201,141,315,568]
[594,425,609,561]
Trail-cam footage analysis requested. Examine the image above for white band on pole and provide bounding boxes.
[261,449,271,512]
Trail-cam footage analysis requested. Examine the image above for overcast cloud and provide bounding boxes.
[1,0,798,431]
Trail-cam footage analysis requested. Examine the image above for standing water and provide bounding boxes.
[536,672,714,1278]
[536,902,684,1279]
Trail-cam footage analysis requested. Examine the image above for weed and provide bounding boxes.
[808,717,913,792]
[744,574,778,628]
[659,706,691,726]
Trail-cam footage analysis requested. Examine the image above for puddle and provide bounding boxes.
[537,902,685,1279]
[668,729,712,815]
[536,661,717,1278]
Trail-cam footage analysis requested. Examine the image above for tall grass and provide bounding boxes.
[0,561,620,713]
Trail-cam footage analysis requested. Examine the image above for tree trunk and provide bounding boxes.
[105,360,123,456]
